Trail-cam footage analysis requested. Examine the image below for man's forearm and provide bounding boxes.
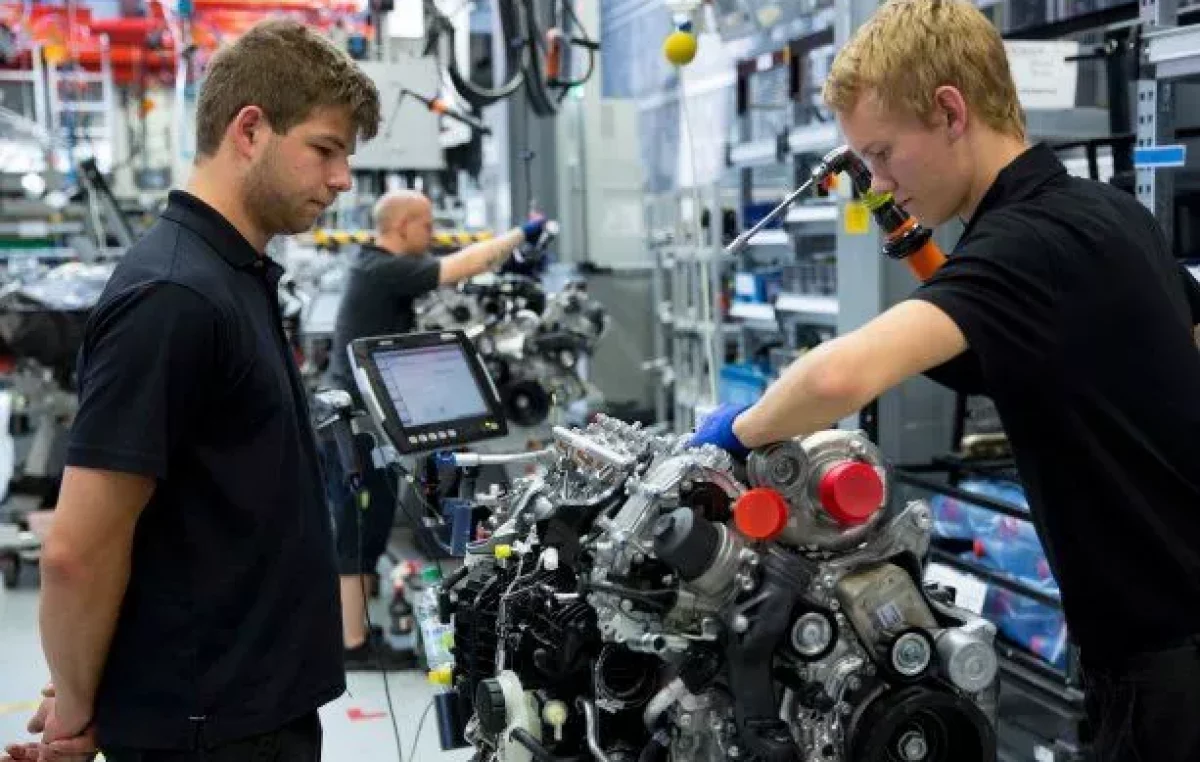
[466,228,524,271]
[440,228,525,284]
[733,342,873,448]
[39,538,132,726]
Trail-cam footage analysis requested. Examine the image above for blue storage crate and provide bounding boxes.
[743,201,786,231]
[719,363,770,406]
[733,268,784,303]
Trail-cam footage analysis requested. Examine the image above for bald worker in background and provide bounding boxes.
[323,190,545,669]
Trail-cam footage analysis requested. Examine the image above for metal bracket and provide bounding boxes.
[1141,0,1179,29]
[1135,78,1176,243]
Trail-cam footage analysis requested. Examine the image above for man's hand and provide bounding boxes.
[520,215,548,247]
[1,743,39,761]
[38,703,96,762]
[1,685,95,762]
[688,403,752,459]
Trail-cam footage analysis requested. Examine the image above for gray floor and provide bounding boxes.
[0,558,473,762]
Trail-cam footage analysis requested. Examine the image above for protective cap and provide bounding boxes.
[818,462,884,525]
[734,488,790,541]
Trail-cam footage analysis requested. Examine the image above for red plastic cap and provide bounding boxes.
[819,461,884,525]
[734,488,791,541]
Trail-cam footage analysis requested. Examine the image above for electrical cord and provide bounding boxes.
[352,481,408,762]
[428,0,525,110]
[383,459,448,579]
[521,0,599,117]
[405,698,438,762]
[678,68,721,407]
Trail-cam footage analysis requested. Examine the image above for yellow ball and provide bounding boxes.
[663,30,698,66]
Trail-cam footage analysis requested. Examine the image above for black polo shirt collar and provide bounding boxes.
[961,142,1068,239]
[161,190,282,282]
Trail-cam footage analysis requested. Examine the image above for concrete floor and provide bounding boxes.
[0,555,474,762]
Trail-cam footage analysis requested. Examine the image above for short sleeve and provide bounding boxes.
[66,282,221,479]
[1178,262,1200,325]
[375,254,441,299]
[910,213,1059,382]
[922,350,986,395]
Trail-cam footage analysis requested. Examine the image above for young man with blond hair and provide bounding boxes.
[4,18,380,762]
[691,1,1200,759]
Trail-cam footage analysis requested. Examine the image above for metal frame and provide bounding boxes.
[645,185,728,433]
[46,35,117,176]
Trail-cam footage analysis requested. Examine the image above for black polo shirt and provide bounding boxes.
[914,143,1200,662]
[66,191,344,749]
[326,243,440,391]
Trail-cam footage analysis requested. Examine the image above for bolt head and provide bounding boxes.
[733,615,749,633]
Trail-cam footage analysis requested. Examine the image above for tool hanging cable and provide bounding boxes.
[398,87,492,136]
[522,0,601,117]
[425,0,524,111]
[425,0,600,118]
[427,0,523,109]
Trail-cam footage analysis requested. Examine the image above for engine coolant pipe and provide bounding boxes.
[724,548,811,762]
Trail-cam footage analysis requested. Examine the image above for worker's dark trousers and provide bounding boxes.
[101,712,321,762]
[1081,634,1200,762]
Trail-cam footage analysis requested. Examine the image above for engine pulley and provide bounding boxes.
[847,686,996,762]
[877,627,936,682]
[789,609,838,661]
[503,380,552,427]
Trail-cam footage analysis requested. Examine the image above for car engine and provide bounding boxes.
[416,275,607,426]
[438,415,1000,762]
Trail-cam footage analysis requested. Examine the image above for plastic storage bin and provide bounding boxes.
[719,363,770,406]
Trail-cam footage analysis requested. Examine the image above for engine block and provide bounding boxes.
[415,275,607,426]
[438,415,1000,762]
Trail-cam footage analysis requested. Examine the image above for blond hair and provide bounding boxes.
[823,0,1025,139]
[196,19,381,157]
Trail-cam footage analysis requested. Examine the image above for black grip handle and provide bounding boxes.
[329,416,365,493]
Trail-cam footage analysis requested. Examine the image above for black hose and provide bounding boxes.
[509,728,583,762]
[439,0,525,109]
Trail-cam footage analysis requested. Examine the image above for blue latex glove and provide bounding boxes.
[688,403,751,459]
[520,216,547,246]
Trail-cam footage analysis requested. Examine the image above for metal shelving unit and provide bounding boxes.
[645,185,732,432]
[896,459,1090,762]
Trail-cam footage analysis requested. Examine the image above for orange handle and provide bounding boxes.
[545,30,563,80]
[905,239,947,282]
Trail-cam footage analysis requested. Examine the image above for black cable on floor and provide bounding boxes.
[405,698,437,762]
[356,486,407,762]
